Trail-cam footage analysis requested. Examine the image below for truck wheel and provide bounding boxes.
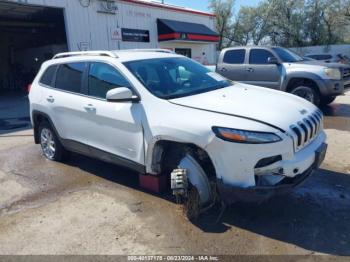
[320,96,336,106]
[290,85,320,105]
[39,121,68,161]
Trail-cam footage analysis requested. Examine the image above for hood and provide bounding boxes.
[287,60,349,69]
[169,84,318,132]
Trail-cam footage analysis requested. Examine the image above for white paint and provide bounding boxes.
[30,51,326,189]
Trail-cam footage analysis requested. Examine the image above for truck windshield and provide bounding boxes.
[124,57,232,99]
[272,47,304,62]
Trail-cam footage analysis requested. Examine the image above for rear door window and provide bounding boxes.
[39,65,57,87]
[55,62,86,93]
[249,49,275,64]
[88,62,131,99]
[223,49,245,64]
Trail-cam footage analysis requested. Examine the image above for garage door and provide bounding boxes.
[0,1,68,93]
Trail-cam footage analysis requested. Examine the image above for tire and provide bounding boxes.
[184,184,200,221]
[176,154,213,221]
[290,85,320,106]
[320,96,336,106]
[39,121,68,161]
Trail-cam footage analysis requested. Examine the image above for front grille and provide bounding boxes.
[343,68,350,79]
[289,110,323,151]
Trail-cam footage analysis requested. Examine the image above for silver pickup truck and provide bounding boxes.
[215,46,350,106]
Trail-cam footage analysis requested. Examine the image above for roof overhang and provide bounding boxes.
[157,19,219,43]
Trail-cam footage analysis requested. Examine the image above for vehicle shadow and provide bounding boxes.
[65,153,350,255]
[196,169,350,255]
[321,102,350,132]
[66,153,172,198]
[321,103,350,118]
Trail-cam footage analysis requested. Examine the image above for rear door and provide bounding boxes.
[245,48,281,89]
[216,49,247,82]
[79,61,144,167]
[42,62,88,148]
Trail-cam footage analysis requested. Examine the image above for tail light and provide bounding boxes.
[27,84,32,93]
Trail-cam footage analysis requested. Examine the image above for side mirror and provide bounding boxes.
[106,87,140,102]
[268,57,279,64]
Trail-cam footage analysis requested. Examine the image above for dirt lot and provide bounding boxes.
[0,91,349,255]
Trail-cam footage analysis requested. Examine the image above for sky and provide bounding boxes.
[160,0,261,13]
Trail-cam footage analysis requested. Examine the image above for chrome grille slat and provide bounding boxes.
[305,118,315,137]
[309,115,318,136]
[303,118,313,141]
[297,122,306,147]
[289,110,323,151]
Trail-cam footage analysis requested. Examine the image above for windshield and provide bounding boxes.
[272,47,304,62]
[123,57,231,99]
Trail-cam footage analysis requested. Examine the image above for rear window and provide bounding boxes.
[55,63,86,93]
[223,49,245,64]
[39,65,57,87]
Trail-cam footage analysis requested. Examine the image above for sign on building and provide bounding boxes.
[111,28,122,40]
[121,28,150,42]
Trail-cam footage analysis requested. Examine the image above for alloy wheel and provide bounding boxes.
[40,128,56,159]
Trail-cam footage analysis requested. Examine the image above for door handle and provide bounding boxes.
[84,104,96,112]
[246,68,254,72]
[46,96,54,103]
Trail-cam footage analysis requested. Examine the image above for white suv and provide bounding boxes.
[29,50,327,218]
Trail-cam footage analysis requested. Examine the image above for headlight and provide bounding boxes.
[324,68,341,80]
[212,127,282,144]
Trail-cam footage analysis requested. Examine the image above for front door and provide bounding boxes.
[80,61,144,168]
[245,48,281,89]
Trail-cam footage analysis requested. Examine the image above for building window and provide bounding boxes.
[175,48,192,58]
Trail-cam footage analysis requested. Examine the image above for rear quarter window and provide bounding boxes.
[39,65,57,87]
[223,49,246,64]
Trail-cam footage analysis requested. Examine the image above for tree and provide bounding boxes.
[210,0,350,49]
[321,0,349,45]
[208,0,235,50]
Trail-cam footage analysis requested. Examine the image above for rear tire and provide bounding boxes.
[320,96,336,106]
[290,85,320,106]
[39,121,68,161]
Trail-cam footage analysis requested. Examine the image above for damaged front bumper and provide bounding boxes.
[217,142,327,204]
[217,143,327,204]
[217,164,315,204]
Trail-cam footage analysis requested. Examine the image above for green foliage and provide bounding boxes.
[209,0,350,48]
[208,0,235,50]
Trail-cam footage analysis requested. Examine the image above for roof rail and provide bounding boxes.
[116,48,174,54]
[53,51,118,59]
